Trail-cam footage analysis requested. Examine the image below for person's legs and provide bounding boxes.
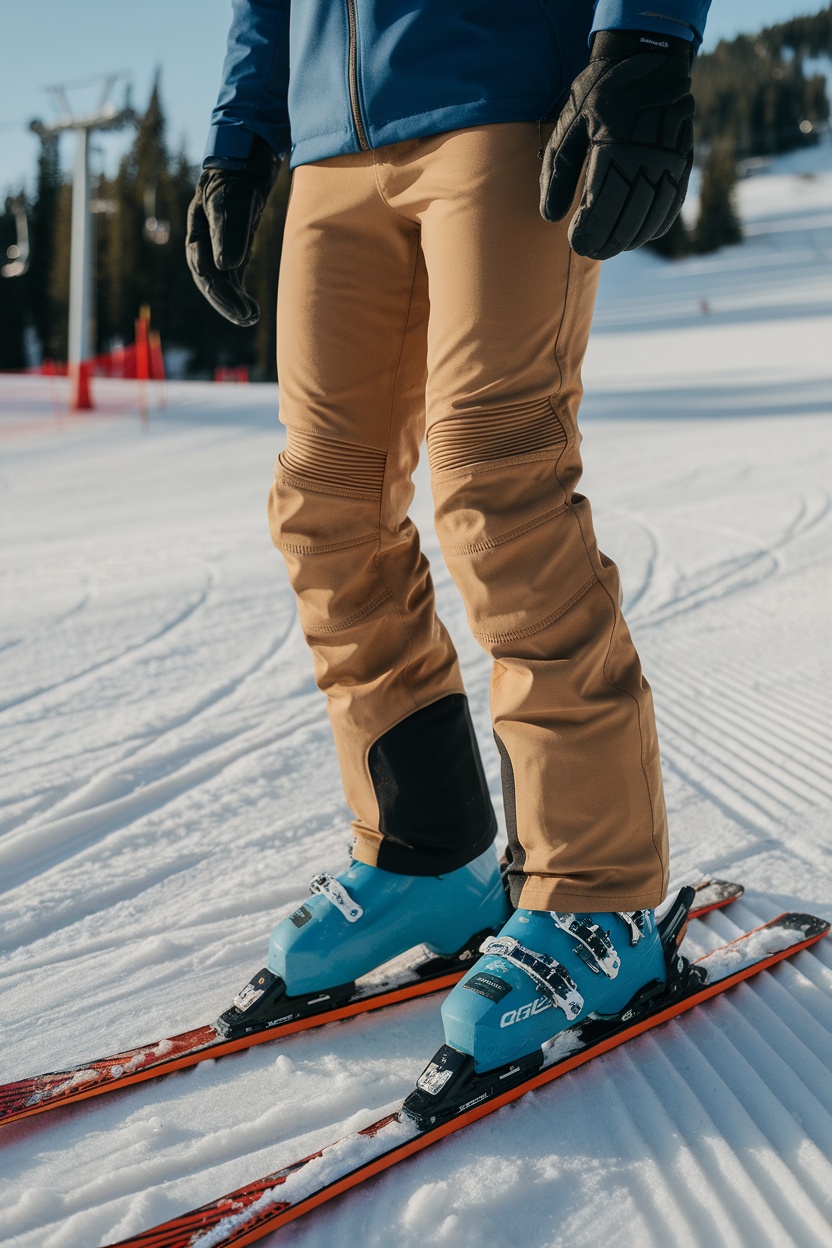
[374,123,668,912]
[269,152,496,874]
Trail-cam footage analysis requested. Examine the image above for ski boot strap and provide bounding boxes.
[480,935,584,1019]
[616,910,649,946]
[551,913,621,978]
[309,873,364,922]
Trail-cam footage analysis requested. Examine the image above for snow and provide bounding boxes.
[2,139,832,1248]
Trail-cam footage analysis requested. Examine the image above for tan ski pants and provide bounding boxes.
[269,123,668,912]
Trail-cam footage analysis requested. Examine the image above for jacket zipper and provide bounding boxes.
[346,0,370,150]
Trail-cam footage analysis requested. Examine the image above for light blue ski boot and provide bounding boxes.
[215,844,510,1039]
[403,894,695,1128]
[440,906,668,1071]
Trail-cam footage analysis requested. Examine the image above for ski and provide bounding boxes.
[0,878,741,1128]
[104,908,828,1248]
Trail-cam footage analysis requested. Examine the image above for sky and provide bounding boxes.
[0,0,828,196]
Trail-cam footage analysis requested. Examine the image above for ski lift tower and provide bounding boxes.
[31,76,135,410]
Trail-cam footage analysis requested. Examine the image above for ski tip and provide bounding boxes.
[700,878,744,896]
[681,879,744,921]
[775,913,830,940]
[691,878,745,902]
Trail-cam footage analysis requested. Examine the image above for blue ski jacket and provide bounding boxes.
[205,0,711,170]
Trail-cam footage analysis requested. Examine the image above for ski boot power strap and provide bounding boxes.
[479,935,584,1019]
[615,910,648,946]
[551,913,622,977]
[308,873,363,922]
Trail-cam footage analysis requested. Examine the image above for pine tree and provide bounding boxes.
[48,181,72,361]
[101,76,170,347]
[0,197,27,369]
[28,135,62,359]
[695,144,743,254]
[95,79,264,375]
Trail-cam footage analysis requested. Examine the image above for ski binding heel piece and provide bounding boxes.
[613,885,703,1024]
[215,968,355,1040]
[657,885,697,983]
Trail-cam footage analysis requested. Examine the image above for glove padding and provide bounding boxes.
[186,137,279,327]
[540,29,695,260]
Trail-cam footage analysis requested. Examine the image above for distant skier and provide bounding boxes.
[188,0,708,1076]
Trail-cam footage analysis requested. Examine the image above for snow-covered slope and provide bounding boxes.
[1,143,831,1248]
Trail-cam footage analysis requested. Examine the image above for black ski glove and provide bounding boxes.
[540,29,695,260]
[186,135,280,327]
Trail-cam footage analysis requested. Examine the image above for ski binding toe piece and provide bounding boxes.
[215,968,355,1040]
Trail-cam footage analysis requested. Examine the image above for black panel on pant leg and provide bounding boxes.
[494,732,525,909]
[368,694,497,875]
